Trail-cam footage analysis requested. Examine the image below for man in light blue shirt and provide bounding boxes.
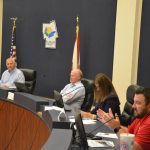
[60,69,85,110]
[0,58,25,89]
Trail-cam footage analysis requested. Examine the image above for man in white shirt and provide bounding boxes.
[60,69,85,110]
[0,57,25,89]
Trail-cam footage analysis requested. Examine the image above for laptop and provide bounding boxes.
[53,90,71,111]
[74,112,114,149]
[14,82,28,92]
[74,112,89,149]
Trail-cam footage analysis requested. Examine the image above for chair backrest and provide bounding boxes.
[121,84,141,126]
[19,68,36,94]
[81,78,94,111]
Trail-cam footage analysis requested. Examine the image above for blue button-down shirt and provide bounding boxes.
[0,68,25,89]
[60,81,85,109]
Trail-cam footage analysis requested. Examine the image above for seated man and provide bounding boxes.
[97,87,150,150]
[60,69,85,110]
[0,57,25,89]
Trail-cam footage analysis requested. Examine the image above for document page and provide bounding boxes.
[87,140,114,148]
[82,119,97,125]
[44,106,64,111]
[69,118,97,124]
[96,132,118,139]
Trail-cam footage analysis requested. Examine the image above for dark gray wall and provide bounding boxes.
[2,0,117,97]
[138,0,150,87]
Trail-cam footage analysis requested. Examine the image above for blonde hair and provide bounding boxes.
[94,73,117,102]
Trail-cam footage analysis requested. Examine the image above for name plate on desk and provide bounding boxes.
[0,88,16,99]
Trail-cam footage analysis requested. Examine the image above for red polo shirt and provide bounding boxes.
[128,113,150,150]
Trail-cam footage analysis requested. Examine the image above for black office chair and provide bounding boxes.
[81,78,94,112]
[17,68,37,94]
[121,84,142,126]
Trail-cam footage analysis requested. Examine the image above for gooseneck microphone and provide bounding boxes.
[86,117,114,138]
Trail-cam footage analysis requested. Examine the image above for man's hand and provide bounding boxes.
[97,108,120,129]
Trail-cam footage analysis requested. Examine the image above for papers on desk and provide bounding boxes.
[88,140,114,148]
[82,119,97,125]
[68,116,75,122]
[69,118,75,122]
[69,118,97,124]
[96,132,118,139]
[44,106,64,112]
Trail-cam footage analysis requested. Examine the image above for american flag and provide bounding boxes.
[10,23,17,61]
[72,16,80,69]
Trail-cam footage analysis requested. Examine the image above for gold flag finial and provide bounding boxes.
[10,17,18,27]
[76,16,79,33]
[10,17,17,33]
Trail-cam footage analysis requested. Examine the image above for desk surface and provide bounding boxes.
[42,129,72,150]
[71,120,119,150]
[69,110,119,150]
[85,121,119,150]
[44,110,120,150]
[0,98,119,150]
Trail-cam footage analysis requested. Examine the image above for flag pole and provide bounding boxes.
[72,16,80,69]
[10,17,17,61]
[76,16,80,69]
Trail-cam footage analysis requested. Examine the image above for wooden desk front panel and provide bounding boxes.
[0,99,52,150]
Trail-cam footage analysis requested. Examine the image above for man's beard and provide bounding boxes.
[134,109,148,119]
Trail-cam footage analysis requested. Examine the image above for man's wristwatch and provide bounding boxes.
[114,126,121,133]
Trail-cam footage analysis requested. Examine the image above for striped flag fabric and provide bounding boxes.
[72,16,80,69]
[10,19,17,61]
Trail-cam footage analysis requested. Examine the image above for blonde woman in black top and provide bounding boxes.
[81,73,121,119]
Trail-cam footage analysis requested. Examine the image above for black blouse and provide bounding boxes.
[91,94,121,116]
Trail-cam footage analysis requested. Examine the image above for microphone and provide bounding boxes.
[57,109,67,121]
[86,117,114,139]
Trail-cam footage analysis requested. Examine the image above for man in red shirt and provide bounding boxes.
[97,87,150,150]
